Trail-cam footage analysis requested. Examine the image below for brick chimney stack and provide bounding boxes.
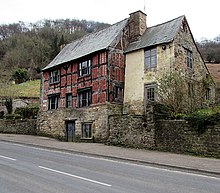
[128,10,147,42]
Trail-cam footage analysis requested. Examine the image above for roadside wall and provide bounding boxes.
[155,120,220,157]
[0,119,37,135]
[37,103,122,142]
[108,115,155,148]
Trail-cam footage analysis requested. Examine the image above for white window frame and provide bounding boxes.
[79,60,91,77]
[49,69,60,84]
[48,95,59,110]
[144,84,157,102]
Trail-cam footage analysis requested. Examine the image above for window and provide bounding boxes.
[145,84,156,102]
[66,94,72,108]
[81,123,92,139]
[144,48,157,69]
[49,70,60,84]
[77,89,92,108]
[185,48,193,69]
[79,60,91,76]
[48,95,59,110]
[114,86,123,102]
[205,88,211,100]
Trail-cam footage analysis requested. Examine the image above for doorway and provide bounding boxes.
[65,121,75,142]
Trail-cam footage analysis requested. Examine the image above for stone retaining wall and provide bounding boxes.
[0,119,37,135]
[155,120,220,157]
[108,115,155,148]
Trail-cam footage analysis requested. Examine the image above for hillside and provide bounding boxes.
[0,18,110,84]
[0,80,40,98]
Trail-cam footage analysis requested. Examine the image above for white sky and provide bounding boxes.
[0,0,219,41]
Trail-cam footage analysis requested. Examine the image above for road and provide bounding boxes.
[0,141,219,193]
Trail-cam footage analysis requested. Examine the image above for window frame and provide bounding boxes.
[49,69,60,84]
[185,48,193,69]
[77,88,92,108]
[78,59,91,77]
[144,84,157,102]
[144,47,157,70]
[66,93,72,108]
[81,123,92,139]
[48,95,59,110]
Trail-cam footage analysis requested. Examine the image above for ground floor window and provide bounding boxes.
[144,84,157,102]
[81,123,92,139]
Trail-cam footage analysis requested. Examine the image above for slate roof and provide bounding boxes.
[125,15,185,53]
[43,18,128,71]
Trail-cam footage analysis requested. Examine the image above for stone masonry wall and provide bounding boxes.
[37,103,122,142]
[155,120,220,157]
[108,115,155,148]
[0,119,37,135]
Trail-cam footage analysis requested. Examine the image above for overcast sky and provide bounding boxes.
[0,0,219,41]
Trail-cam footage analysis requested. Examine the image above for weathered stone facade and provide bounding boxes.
[0,119,37,135]
[109,114,155,148]
[124,16,214,115]
[38,103,122,141]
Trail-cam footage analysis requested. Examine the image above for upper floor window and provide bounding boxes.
[48,95,59,110]
[144,48,157,69]
[185,48,193,69]
[49,70,60,84]
[79,60,91,77]
[77,88,92,108]
[66,93,72,108]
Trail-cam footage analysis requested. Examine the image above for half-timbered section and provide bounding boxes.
[38,15,132,141]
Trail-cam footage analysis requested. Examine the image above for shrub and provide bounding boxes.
[14,105,39,119]
[4,97,13,114]
[12,68,28,84]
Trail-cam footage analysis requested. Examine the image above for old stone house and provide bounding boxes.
[38,10,214,142]
[124,15,214,115]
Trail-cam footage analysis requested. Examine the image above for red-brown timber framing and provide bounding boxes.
[41,48,125,111]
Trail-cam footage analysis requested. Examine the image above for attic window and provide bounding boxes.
[79,60,91,76]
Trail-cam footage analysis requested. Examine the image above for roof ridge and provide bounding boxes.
[147,15,185,29]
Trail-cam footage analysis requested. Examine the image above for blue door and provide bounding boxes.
[66,122,75,142]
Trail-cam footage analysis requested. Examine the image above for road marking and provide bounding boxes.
[0,154,16,161]
[39,166,112,187]
[2,141,219,180]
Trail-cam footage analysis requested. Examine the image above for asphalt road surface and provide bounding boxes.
[0,141,219,193]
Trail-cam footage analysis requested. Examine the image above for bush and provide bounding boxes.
[14,105,39,119]
[4,97,13,114]
[184,107,220,133]
[12,68,28,84]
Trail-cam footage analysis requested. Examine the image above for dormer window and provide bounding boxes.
[79,60,91,77]
[49,69,60,84]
